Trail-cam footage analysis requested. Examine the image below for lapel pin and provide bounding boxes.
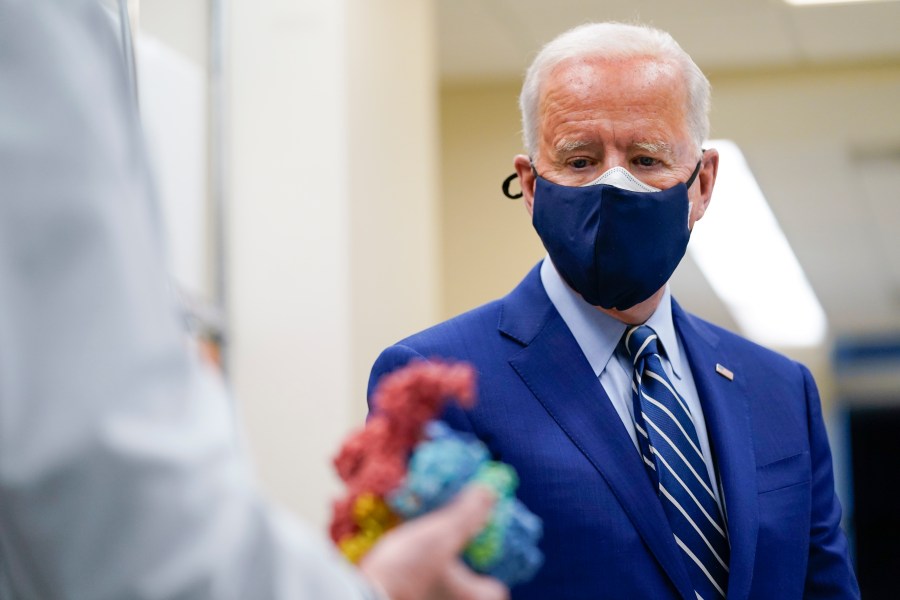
[715,363,734,381]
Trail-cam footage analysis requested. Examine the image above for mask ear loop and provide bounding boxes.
[501,161,540,199]
[685,150,705,189]
[501,173,523,199]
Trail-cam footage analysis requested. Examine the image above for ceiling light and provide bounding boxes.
[687,140,828,348]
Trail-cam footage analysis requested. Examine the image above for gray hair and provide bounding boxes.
[519,22,710,157]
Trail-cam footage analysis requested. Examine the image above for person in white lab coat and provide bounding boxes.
[0,1,508,599]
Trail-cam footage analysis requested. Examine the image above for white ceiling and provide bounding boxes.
[438,0,900,82]
[436,0,900,348]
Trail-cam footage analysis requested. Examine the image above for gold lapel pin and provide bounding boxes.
[715,363,734,381]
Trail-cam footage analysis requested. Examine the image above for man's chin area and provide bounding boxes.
[592,288,667,325]
[598,305,648,326]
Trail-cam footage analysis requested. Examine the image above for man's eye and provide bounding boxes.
[569,158,590,169]
[635,156,658,167]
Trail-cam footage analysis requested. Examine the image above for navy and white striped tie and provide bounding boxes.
[625,324,730,599]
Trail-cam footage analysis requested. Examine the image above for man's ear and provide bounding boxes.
[692,147,719,223]
[514,154,537,216]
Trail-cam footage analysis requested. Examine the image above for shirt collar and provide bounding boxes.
[642,279,684,380]
[540,257,684,379]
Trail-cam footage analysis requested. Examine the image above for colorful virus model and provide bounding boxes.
[330,360,544,587]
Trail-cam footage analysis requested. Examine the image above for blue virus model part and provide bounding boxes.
[387,420,544,586]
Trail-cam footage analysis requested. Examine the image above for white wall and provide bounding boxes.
[138,1,212,302]
[228,0,439,528]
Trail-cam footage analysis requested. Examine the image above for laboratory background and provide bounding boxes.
[122,0,899,595]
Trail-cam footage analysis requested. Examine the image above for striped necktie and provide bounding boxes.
[625,324,730,599]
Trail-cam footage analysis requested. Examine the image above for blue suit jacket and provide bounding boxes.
[368,263,859,599]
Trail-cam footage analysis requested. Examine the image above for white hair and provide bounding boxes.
[519,22,710,157]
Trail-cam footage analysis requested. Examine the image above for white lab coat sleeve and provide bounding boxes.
[0,1,372,598]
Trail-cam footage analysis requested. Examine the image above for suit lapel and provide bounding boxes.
[673,301,759,600]
[499,266,695,600]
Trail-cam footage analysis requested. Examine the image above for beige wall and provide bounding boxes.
[439,83,544,319]
[347,0,441,426]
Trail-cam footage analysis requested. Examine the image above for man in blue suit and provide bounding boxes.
[368,22,859,600]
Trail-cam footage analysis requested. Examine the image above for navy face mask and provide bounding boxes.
[531,161,701,310]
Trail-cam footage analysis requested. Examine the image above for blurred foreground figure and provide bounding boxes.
[0,2,508,599]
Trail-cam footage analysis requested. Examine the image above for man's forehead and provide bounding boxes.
[544,54,681,92]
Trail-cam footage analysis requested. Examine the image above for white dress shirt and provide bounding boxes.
[540,258,723,507]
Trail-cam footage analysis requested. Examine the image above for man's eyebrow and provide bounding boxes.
[555,139,593,154]
[555,139,675,156]
[633,141,674,157]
